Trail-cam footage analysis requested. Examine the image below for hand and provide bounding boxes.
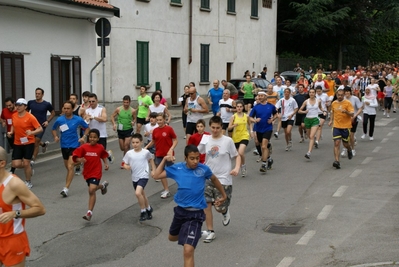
[255,118,261,123]
[25,130,33,136]
[54,136,60,143]
[214,197,226,207]
[104,164,109,171]
[42,121,49,127]
[230,168,239,176]
[78,137,85,144]
[0,211,15,224]
[328,121,332,127]
[164,155,175,162]
[112,125,116,131]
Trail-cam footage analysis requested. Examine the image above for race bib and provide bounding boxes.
[7,119,12,125]
[20,137,28,144]
[60,124,69,132]
[118,124,124,130]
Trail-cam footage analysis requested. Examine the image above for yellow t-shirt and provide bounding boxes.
[331,99,354,129]
[232,113,250,143]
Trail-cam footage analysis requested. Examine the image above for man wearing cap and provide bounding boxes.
[7,98,43,189]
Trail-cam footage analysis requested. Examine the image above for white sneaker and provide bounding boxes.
[203,231,216,243]
[42,141,49,153]
[241,165,246,177]
[383,111,386,116]
[253,149,259,155]
[222,209,230,226]
[160,190,171,199]
[60,187,69,197]
[387,114,390,118]
[107,150,114,164]
[361,134,366,139]
[30,161,35,176]
[352,150,356,157]
[369,136,374,141]
[274,132,279,138]
[341,148,347,158]
[201,230,210,237]
[25,180,33,189]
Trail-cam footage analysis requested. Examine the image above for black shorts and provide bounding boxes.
[222,122,229,130]
[117,129,133,139]
[256,131,272,143]
[318,114,327,120]
[351,120,358,133]
[281,120,294,128]
[182,112,187,128]
[169,206,205,248]
[185,122,197,135]
[133,179,149,190]
[6,136,14,149]
[12,143,35,161]
[295,114,305,126]
[86,178,100,186]
[243,98,254,106]
[61,148,76,160]
[98,138,107,150]
[155,156,174,167]
[136,117,148,125]
[332,128,350,142]
[235,140,249,149]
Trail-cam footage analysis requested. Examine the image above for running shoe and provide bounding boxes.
[274,132,279,139]
[256,157,262,163]
[101,181,109,195]
[75,165,81,176]
[160,190,171,199]
[260,163,267,173]
[60,187,69,197]
[287,141,292,151]
[387,114,390,118]
[299,137,304,143]
[361,134,366,139]
[383,111,386,116]
[222,209,230,226]
[393,109,397,113]
[341,148,347,158]
[253,149,259,155]
[333,161,341,169]
[42,141,49,153]
[285,146,289,151]
[83,211,92,221]
[139,211,148,221]
[347,149,353,160]
[305,152,311,159]
[352,150,356,157]
[25,180,33,189]
[107,150,114,164]
[30,161,34,176]
[241,165,247,177]
[314,141,319,149]
[369,136,374,141]
[267,158,273,170]
[146,206,153,220]
[203,231,216,243]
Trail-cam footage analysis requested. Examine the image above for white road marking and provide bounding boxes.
[372,146,381,153]
[333,186,348,197]
[380,138,389,143]
[393,126,399,130]
[375,118,395,126]
[296,230,316,245]
[349,169,362,178]
[317,205,334,220]
[361,157,373,165]
[387,132,394,136]
[276,257,295,267]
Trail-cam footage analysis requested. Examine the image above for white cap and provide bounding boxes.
[16,98,27,105]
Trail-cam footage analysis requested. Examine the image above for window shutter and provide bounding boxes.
[1,53,25,103]
[201,0,210,9]
[251,0,258,17]
[227,0,235,12]
[14,55,24,99]
[51,56,61,113]
[72,57,82,97]
[200,44,210,82]
[137,41,149,86]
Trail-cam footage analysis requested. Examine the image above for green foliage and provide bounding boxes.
[369,31,399,62]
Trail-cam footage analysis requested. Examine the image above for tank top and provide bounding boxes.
[73,105,80,116]
[306,99,319,118]
[117,106,133,130]
[86,105,107,138]
[187,96,204,123]
[232,113,250,143]
[149,104,166,114]
[0,175,25,237]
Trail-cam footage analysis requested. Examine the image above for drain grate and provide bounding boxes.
[264,223,302,234]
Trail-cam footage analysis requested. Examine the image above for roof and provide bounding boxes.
[72,0,114,9]
[51,0,120,17]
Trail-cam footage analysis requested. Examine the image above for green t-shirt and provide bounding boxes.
[137,95,153,118]
[242,82,254,99]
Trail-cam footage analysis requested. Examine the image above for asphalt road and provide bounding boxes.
[15,110,399,267]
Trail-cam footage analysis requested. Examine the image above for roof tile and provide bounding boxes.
[71,0,114,9]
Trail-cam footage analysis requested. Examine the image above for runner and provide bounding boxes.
[217,89,236,136]
[275,88,298,151]
[315,85,330,148]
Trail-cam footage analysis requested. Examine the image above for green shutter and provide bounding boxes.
[227,0,235,12]
[137,41,149,86]
[200,44,209,82]
[251,0,258,17]
[171,0,181,4]
[201,0,210,9]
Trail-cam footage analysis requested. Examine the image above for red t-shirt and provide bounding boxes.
[1,108,17,132]
[188,132,210,163]
[152,125,177,157]
[72,143,109,179]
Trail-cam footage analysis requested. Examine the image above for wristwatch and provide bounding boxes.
[15,210,21,219]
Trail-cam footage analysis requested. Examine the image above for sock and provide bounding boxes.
[147,206,151,211]
[87,210,92,214]
[141,209,146,212]
[222,208,228,215]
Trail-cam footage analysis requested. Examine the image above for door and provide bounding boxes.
[227,62,232,81]
[171,58,179,105]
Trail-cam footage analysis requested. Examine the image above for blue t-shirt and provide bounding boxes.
[249,102,277,133]
[27,100,54,124]
[165,162,212,209]
[207,88,223,112]
[52,115,88,148]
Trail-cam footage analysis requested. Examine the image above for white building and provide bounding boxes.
[104,0,277,105]
[0,0,119,113]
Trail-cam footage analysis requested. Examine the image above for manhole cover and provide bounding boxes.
[264,224,302,234]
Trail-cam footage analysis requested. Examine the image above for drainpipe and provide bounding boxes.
[189,0,192,64]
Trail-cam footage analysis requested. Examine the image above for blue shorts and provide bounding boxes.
[86,178,100,186]
[332,128,350,142]
[133,179,149,190]
[169,206,205,248]
[155,157,174,167]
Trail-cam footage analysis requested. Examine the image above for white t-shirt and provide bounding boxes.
[316,93,329,112]
[367,84,379,96]
[149,104,166,114]
[345,95,363,114]
[123,149,154,182]
[144,123,158,142]
[273,85,287,99]
[219,98,235,123]
[198,135,238,185]
[275,97,298,121]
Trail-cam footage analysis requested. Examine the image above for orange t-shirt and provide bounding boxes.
[12,112,41,145]
[331,99,354,129]
[325,80,336,97]
[266,92,278,105]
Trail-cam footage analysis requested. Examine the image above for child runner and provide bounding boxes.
[153,145,226,267]
[122,133,156,221]
[144,112,159,155]
[72,129,109,221]
[187,119,210,164]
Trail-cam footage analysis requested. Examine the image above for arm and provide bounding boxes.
[111,107,119,131]
[153,156,173,180]
[227,115,235,131]
[164,108,172,124]
[144,140,154,150]
[52,129,60,143]
[298,100,308,114]
[78,106,86,118]
[196,97,209,113]
[131,108,137,125]
[183,99,189,114]
[27,125,43,136]
[230,155,241,176]
[93,107,107,123]
[167,138,178,156]
[210,174,227,206]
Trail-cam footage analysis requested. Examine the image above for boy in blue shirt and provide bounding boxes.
[153,145,226,267]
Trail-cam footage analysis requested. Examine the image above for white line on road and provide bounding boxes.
[296,230,316,245]
[380,138,389,143]
[333,186,348,197]
[387,132,394,136]
[393,126,399,130]
[372,146,381,153]
[349,169,362,178]
[317,205,334,220]
[361,157,373,165]
[276,257,295,267]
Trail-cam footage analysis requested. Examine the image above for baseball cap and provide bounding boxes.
[16,98,27,105]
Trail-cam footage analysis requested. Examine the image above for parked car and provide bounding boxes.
[228,77,271,100]
[280,71,312,87]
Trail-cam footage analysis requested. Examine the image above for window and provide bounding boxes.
[137,41,149,87]
[51,56,81,113]
[200,44,210,83]
[262,0,272,8]
[170,0,182,5]
[251,0,258,18]
[227,0,236,13]
[201,0,210,10]
[1,53,25,104]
